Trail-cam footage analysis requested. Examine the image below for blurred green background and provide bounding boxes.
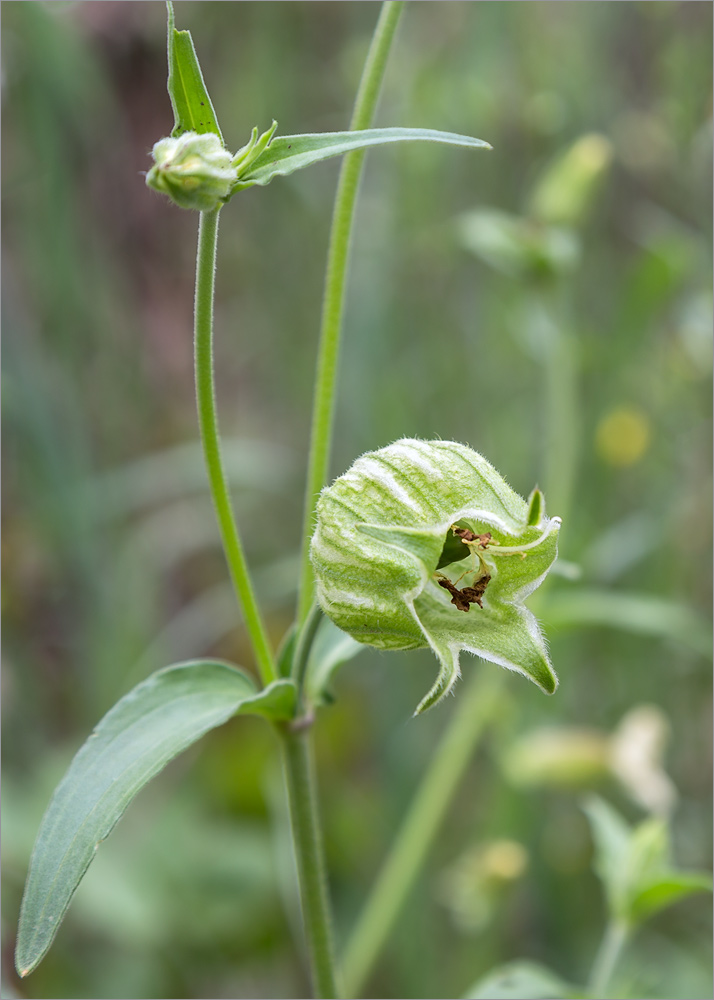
[2,2,711,998]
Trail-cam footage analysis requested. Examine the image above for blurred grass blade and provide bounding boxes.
[543,588,712,657]
[15,662,295,977]
[166,0,223,142]
[82,439,294,522]
[464,960,581,999]
[234,127,491,190]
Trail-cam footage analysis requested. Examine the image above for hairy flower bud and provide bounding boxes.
[146,132,237,211]
[310,439,561,712]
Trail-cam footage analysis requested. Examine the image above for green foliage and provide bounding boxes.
[459,209,580,279]
[149,120,491,210]
[166,0,223,142]
[231,126,491,191]
[3,1,712,997]
[543,589,712,657]
[528,134,613,227]
[311,439,560,712]
[464,960,581,999]
[15,661,295,977]
[156,2,490,212]
[583,796,712,929]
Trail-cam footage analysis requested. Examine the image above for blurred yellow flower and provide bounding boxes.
[595,406,651,466]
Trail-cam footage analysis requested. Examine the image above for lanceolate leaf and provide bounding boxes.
[166,0,223,142]
[15,662,295,977]
[233,127,491,191]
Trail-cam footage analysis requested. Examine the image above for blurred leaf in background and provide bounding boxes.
[2,3,711,998]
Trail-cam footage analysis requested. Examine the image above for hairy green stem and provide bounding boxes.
[296,0,405,624]
[342,668,503,997]
[588,919,629,998]
[194,208,275,685]
[281,726,341,999]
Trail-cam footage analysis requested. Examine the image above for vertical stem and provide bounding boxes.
[296,1,405,624]
[281,725,341,999]
[194,208,276,685]
[588,919,629,998]
[341,668,503,997]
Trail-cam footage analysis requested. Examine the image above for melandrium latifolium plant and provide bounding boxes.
[14,4,711,1000]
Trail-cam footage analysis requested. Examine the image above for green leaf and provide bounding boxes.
[528,133,613,228]
[527,487,544,527]
[464,960,580,999]
[629,871,713,924]
[304,616,365,707]
[166,1,223,143]
[311,439,560,714]
[458,208,580,278]
[582,795,641,921]
[15,661,296,976]
[582,796,713,928]
[233,127,491,190]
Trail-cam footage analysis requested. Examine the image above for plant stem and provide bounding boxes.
[588,919,629,998]
[342,668,503,998]
[292,602,324,692]
[194,207,275,685]
[281,725,341,999]
[296,0,405,625]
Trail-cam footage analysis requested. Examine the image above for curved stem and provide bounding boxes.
[296,0,405,624]
[292,602,324,693]
[194,208,275,685]
[341,668,503,997]
[281,725,341,999]
[587,919,629,998]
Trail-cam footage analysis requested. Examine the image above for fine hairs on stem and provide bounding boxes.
[193,207,276,686]
[190,4,407,995]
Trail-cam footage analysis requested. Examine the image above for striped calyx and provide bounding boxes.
[310,439,561,713]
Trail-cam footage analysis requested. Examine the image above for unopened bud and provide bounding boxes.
[147,132,237,211]
[503,726,610,788]
[529,133,613,227]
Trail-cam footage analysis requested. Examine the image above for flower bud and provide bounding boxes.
[503,727,610,788]
[437,839,528,932]
[609,705,677,817]
[310,438,561,712]
[146,132,237,211]
[529,133,613,228]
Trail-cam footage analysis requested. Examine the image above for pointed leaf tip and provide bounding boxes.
[15,661,294,976]
[527,486,544,526]
[232,127,491,191]
[166,3,223,142]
